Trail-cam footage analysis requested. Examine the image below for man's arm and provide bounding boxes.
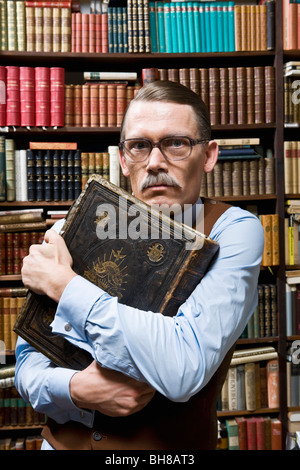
[20,207,264,403]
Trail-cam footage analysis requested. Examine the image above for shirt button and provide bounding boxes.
[79,411,85,419]
[64,322,72,332]
[93,431,102,441]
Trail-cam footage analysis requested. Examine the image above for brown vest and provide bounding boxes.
[42,199,234,450]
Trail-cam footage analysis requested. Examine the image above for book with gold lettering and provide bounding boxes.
[14,175,219,370]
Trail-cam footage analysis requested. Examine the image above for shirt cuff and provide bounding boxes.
[48,367,94,427]
[51,275,108,343]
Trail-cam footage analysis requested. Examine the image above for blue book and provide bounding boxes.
[222,2,229,52]
[122,7,128,53]
[149,2,158,53]
[193,2,201,53]
[217,2,224,52]
[175,2,185,53]
[210,2,218,52]
[187,2,195,53]
[228,0,235,51]
[181,2,190,53]
[199,2,206,52]
[204,3,211,52]
[157,2,166,53]
[170,2,178,52]
[164,3,173,52]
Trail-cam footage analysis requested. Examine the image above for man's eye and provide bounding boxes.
[166,138,187,148]
[130,141,148,151]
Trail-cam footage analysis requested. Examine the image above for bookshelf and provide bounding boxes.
[0,0,299,450]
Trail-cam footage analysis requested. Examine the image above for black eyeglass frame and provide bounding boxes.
[118,136,209,162]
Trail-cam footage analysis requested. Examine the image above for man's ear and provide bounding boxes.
[203,140,219,173]
[119,149,130,178]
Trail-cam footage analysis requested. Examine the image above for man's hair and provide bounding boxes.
[120,80,211,141]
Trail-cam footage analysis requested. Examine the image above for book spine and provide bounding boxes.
[149,1,158,53]
[20,66,35,127]
[35,67,50,127]
[6,66,20,127]
[0,65,7,127]
[5,139,15,202]
[16,0,26,52]
[25,5,35,52]
[52,6,61,53]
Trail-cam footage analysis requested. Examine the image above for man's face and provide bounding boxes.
[119,100,218,210]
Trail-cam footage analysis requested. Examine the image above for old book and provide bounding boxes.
[14,175,219,370]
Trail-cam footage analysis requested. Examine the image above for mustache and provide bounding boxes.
[139,173,182,191]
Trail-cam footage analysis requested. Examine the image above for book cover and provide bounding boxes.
[14,175,219,370]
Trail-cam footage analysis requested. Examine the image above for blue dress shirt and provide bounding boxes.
[15,203,264,429]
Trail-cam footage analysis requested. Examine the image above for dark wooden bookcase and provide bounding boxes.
[0,0,298,449]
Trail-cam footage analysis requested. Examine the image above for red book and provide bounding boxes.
[75,12,82,53]
[101,13,108,53]
[6,66,20,127]
[255,416,266,450]
[0,233,6,275]
[20,67,35,127]
[95,13,102,53]
[50,67,65,127]
[267,359,280,408]
[71,12,76,52]
[235,417,247,450]
[89,14,96,53]
[271,418,282,450]
[0,66,6,127]
[35,67,50,127]
[246,417,257,450]
[82,13,89,53]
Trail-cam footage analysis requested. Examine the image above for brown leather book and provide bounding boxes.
[14,175,219,370]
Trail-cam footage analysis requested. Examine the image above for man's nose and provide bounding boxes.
[146,145,168,171]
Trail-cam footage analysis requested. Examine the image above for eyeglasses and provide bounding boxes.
[118,136,208,162]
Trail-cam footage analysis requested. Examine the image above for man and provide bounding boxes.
[15,81,264,450]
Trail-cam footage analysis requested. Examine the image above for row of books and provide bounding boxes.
[152,66,276,126]
[0,0,72,53]
[0,65,65,128]
[0,231,44,277]
[0,64,276,129]
[220,351,279,412]
[221,416,282,450]
[283,0,300,50]
[200,155,275,200]
[284,63,300,126]
[64,82,141,128]
[0,1,276,55]
[0,295,26,350]
[0,435,43,451]
[149,1,275,54]
[260,214,280,267]
[0,139,128,202]
[241,284,278,340]
[285,279,300,337]
[0,386,46,428]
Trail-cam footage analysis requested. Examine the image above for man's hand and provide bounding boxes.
[70,361,156,417]
[21,229,77,302]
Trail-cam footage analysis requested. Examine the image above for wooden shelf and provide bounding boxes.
[218,408,280,418]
